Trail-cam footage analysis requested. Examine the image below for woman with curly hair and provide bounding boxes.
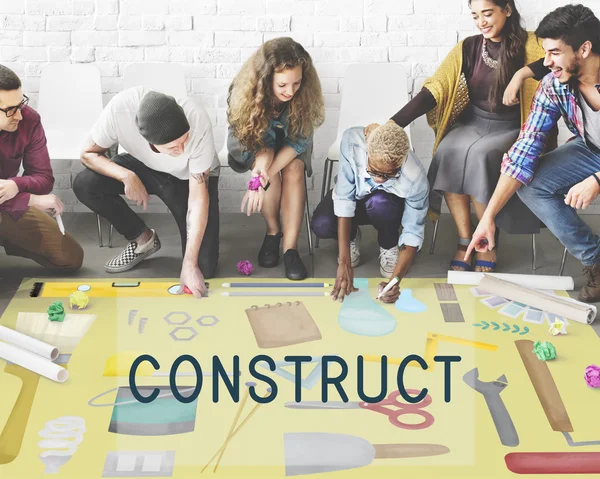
[227,37,324,280]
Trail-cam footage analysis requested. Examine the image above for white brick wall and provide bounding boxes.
[1,0,599,213]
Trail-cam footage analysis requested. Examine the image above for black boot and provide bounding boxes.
[283,249,308,281]
[258,233,283,268]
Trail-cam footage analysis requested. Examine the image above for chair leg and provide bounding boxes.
[532,234,537,272]
[429,219,439,255]
[304,172,313,256]
[109,224,114,248]
[316,158,332,249]
[559,247,568,276]
[96,214,103,247]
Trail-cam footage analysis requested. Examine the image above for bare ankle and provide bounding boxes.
[134,228,153,245]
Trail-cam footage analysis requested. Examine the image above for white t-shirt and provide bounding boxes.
[90,86,219,180]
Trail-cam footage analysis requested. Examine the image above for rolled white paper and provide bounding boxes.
[479,275,596,324]
[0,341,68,383]
[447,271,575,291]
[0,325,59,361]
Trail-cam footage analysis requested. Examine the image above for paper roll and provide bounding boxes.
[0,341,68,383]
[0,325,59,361]
[479,275,596,324]
[448,271,575,291]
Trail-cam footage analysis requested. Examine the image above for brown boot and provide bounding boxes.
[578,263,600,303]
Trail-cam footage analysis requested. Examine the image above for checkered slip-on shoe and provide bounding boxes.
[104,229,161,273]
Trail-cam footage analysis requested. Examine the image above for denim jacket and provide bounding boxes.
[333,127,430,251]
[227,105,312,173]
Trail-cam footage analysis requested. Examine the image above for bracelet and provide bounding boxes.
[593,173,600,188]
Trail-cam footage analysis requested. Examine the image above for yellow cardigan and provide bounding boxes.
[423,32,548,154]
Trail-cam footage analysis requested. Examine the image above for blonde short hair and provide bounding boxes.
[367,122,410,167]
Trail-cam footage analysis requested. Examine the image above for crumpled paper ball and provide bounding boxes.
[47,301,65,322]
[549,319,568,336]
[533,340,557,361]
[247,176,263,191]
[69,291,89,309]
[584,365,600,388]
[237,260,254,276]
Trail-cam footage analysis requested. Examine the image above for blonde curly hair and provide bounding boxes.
[227,37,325,153]
[367,122,410,168]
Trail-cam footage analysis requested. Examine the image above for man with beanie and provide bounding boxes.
[74,86,220,297]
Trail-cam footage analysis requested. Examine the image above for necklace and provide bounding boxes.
[482,38,499,70]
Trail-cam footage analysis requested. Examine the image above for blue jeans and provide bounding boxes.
[517,138,600,266]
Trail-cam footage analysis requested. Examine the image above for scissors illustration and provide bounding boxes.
[284,389,434,430]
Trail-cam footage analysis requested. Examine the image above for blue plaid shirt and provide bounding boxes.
[501,72,600,185]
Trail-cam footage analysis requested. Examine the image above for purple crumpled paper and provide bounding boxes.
[584,365,600,388]
[237,260,254,276]
[247,176,263,191]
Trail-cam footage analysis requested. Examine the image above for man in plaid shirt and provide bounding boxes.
[466,4,600,302]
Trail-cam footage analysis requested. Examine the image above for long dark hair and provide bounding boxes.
[470,0,527,111]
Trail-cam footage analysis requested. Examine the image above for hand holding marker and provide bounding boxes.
[377,276,399,300]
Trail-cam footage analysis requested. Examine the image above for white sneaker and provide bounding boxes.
[379,245,398,279]
[104,229,161,273]
[339,227,361,268]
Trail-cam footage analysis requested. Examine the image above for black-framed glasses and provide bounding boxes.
[366,166,402,181]
[0,94,29,118]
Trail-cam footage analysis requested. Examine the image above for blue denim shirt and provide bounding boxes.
[333,127,430,251]
[227,105,312,173]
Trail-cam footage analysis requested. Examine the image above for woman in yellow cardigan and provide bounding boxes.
[379,0,555,272]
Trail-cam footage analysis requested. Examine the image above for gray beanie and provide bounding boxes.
[135,91,190,145]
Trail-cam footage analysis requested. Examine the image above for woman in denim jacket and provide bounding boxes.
[227,37,324,280]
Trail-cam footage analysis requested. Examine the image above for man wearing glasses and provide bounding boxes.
[311,122,429,302]
[0,65,83,271]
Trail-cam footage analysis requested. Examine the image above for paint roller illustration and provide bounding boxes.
[37,417,85,474]
[0,313,96,465]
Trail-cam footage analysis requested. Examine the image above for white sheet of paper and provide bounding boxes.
[142,454,163,472]
[116,454,137,472]
[56,214,65,235]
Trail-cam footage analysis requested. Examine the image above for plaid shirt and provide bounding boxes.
[501,73,600,185]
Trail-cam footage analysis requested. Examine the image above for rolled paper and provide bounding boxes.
[584,365,600,388]
[478,275,596,324]
[237,260,254,276]
[69,291,89,310]
[0,340,68,383]
[0,325,59,361]
[533,341,557,361]
[47,301,65,322]
[447,271,575,291]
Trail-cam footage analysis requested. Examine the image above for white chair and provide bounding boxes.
[123,62,187,98]
[37,63,105,245]
[102,63,189,247]
[218,139,315,258]
[317,63,412,247]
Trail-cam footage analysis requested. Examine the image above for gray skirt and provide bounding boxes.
[428,104,541,234]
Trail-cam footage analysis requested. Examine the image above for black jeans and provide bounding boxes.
[73,154,219,278]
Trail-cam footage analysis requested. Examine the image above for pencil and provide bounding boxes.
[221,291,329,297]
[222,282,331,288]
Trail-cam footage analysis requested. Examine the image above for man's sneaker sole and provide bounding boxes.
[104,242,161,273]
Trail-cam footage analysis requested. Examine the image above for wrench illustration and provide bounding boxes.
[463,368,519,447]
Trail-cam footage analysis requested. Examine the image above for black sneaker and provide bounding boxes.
[258,232,282,268]
[283,249,308,281]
